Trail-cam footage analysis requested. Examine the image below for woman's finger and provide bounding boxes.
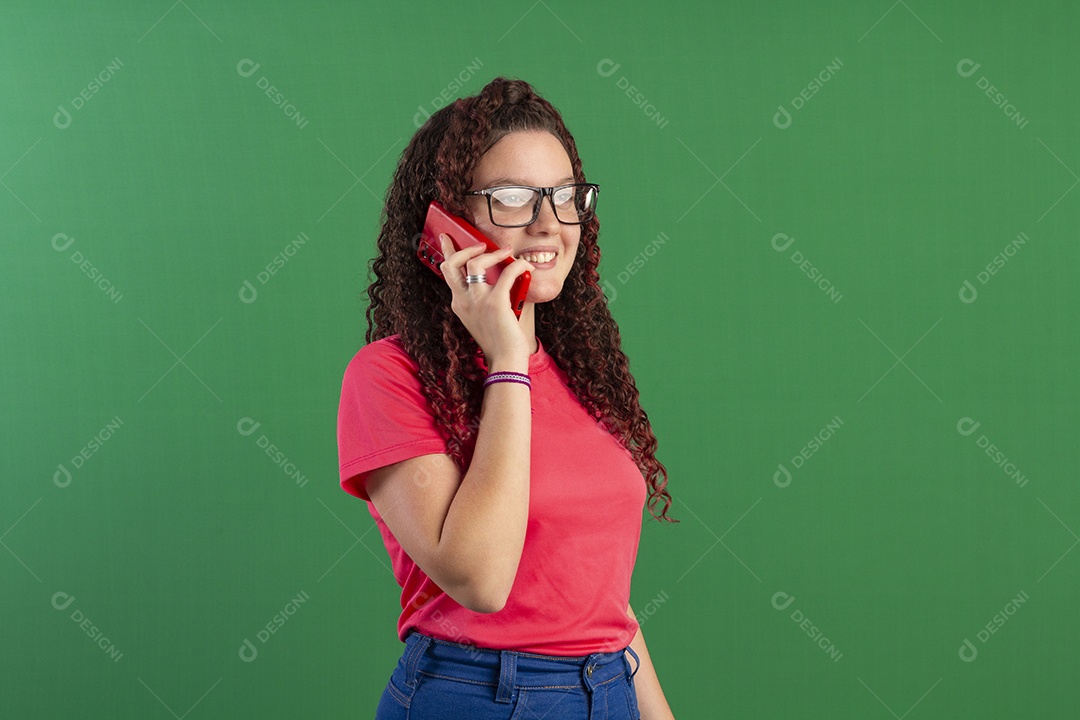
[491,257,535,296]
[464,245,514,281]
[438,234,487,288]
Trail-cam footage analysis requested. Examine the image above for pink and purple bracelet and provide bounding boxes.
[483,371,531,390]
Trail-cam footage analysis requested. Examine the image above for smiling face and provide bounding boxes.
[465,129,581,304]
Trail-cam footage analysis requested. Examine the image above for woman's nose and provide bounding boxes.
[530,195,561,233]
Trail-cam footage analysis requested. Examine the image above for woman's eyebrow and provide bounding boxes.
[484,176,575,186]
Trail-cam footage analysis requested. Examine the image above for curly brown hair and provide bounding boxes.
[363,77,674,522]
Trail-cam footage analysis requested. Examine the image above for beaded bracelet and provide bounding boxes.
[483,371,531,390]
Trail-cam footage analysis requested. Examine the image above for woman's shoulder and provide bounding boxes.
[352,333,408,359]
[343,334,419,383]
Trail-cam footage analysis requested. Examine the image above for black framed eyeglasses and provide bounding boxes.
[465,183,600,228]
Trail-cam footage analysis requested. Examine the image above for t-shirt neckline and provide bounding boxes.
[529,336,552,375]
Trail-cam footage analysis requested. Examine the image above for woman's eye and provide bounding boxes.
[553,189,574,205]
[492,189,533,207]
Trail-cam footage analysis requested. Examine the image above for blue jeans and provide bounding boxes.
[374,630,642,719]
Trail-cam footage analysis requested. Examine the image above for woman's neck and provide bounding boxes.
[519,302,538,355]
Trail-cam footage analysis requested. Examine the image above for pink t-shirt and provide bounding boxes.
[337,334,646,655]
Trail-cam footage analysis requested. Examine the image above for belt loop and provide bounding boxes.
[496,650,517,703]
[404,632,432,688]
[624,646,640,679]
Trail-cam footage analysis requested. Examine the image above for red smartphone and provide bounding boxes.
[417,200,531,318]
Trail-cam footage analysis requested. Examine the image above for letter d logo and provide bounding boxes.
[237,417,261,436]
[601,279,618,304]
[959,279,978,304]
[52,233,75,252]
[771,233,795,252]
[239,638,258,662]
[596,58,621,78]
[54,464,72,488]
[956,417,981,437]
[52,591,76,611]
[411,459,435,488]
[413,105,431,129]
[771,591,795,611]
[239,279,258,304]
[958,638,978,662]
[773,464,792,488]
[236,59,261,78]
[773,105,792,129]
[53,105,72,130]
[956,59,981,78]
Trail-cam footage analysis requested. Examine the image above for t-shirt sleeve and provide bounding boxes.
[336,338,448,501]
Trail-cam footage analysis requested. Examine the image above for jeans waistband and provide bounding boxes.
[402,631,640,705]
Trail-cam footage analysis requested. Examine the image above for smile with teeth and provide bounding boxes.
[516,251,557,264]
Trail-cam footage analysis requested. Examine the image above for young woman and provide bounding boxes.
[337,77,676,719]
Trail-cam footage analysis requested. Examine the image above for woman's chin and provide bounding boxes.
[525,283,564,305]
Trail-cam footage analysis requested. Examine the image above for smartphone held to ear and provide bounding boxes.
[417,201,531,318]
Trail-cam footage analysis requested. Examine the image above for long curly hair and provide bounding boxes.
[363,77,674,522]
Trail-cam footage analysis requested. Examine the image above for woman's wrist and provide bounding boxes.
[485,354,529,374]
[484,371,531,391]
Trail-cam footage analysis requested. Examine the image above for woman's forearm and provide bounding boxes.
[627,604,675,720]
[437,355,532,612]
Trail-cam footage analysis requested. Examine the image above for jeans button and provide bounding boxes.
[586,664,595,677]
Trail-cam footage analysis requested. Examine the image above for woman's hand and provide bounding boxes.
[438,233,534,367]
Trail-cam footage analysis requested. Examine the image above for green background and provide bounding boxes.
[3,1,1078,717]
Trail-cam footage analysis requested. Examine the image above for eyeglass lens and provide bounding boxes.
[486,185,597,226]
